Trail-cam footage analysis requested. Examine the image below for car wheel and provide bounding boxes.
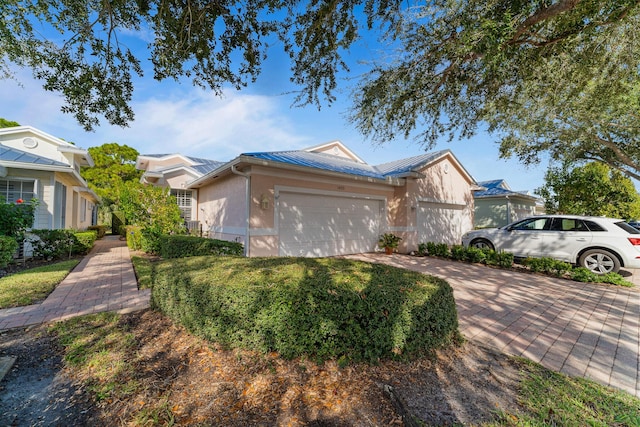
[470,238,494,251]
[578,249,621,274]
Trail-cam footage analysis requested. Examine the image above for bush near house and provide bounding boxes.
[87,225,107,239]
[419,241,632,287]
[150,256,461,363]
[0,236,19,269]
[158,235,244,258]
[29,229,97,260]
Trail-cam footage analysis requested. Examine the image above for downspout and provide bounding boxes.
[231,164,251,257]
[506,195,511,225]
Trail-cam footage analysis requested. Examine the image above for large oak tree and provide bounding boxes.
[3,1,639,176]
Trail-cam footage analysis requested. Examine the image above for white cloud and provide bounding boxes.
[0,72,311,161]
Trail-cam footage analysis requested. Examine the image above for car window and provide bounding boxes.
[550,218,589,231]
[510,217,549,231]
[584,220,607,232]
[615,221,640,234]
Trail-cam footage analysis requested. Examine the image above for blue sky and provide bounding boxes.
[0,21,550,193]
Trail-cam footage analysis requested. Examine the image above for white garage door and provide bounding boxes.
[278,192,382,257]
[418,202,471,246]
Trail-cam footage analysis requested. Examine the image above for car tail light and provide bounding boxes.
[628,237,640,246]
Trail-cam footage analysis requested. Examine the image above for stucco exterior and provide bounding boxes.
[187,143,477,257]
[473,180,539,228]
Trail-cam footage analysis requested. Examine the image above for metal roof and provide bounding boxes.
[0,144,69,167]
[243,149,452,180]
[474,179,536,199]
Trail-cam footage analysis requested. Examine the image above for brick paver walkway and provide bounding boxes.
[345,254,640,398]
[0,236,150,330]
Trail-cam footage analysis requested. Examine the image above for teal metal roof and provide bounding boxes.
[0,145,68,167]
[243,149,451,179]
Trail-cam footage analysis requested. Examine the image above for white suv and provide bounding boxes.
[461,215,640,274]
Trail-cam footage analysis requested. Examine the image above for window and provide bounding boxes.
[510,217,549,231]
[0,179,35,203]
[171,189,193,221]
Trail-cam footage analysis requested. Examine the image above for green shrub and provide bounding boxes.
[523,257,572,277]
[28,229,97,259]
[87,225,107,239]
[571,267,600,282]
[158,235,244,258]
[0,197,38,240]
[151,257,461,363]
[450,245,465,261]
[426,242,449,257]
[0,236,18,269]
[416,243,428,256]
[125,225,143,251]
[112,211,126,236]
[464,246,487,263]
[494,251,515,268]
[29,230,77,260]
[73,231,97,255]
[599,272,633,287]
[140,226,163,254]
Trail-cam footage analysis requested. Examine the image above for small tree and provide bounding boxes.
[117,182,184,252]
[536,162,640,219]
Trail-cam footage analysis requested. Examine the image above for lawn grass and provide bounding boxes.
[0,259,80,308]
[490,359,640,426]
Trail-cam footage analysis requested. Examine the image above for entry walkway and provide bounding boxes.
[0,236,150,331]
[345,254,640,398]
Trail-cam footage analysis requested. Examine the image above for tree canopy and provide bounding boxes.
[3,1,640,177]
[81,143,142,204]
[536,162,640,219]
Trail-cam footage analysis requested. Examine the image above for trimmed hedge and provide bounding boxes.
[151,256,461,363]
[158,235,244,258]
[0,236,18,269]
[87,225,107,239]
[29,229,97,260]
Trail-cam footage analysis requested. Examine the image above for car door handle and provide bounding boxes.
[575,237,588,241]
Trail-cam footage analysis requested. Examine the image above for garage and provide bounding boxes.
[418,201,471,246]
[278,192,383,257]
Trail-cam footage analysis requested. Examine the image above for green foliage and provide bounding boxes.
[0,197,38,240]
[73,231,97,255]
[87,225,107,239]
[0,235,18,269]
[416,243,427,256]
[522,257,572,277]
[536,162,640,218]
[570,268,633,287]
[151,257,461,363]
[0,118,20,128]
[125,225,143,251]
[29,229,96,260]
[378,233,401,249]
[116,181,186,254]
[81,143,142,205]
[425,242,449,258]
[112,211,126,236]
[350,1,640,180]
[158,235,244,258]
[507,359,640,427]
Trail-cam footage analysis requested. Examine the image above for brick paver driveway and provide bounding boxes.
[345,254,640,398]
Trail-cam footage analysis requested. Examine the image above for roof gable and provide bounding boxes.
[303,141,366,164]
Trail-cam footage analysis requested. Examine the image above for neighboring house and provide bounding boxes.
[135,154,225,231]
[473,179,540,228]
[0,126,99,231]
[140,141,479,257]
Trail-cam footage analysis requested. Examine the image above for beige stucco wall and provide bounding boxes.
[400,156,475,252]
[197,174,248,247]
[194,153,475,257]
